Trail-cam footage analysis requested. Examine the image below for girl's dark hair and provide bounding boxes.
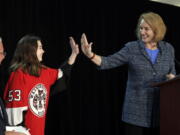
[10,35,44,77]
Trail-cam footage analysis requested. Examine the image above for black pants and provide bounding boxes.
[123,122,159,135]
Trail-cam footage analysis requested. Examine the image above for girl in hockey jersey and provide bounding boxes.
[3,35,79,135]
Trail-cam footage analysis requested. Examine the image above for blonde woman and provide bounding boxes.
[81,12,175,135]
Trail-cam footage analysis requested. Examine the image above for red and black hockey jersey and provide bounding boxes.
[4,67,60,135]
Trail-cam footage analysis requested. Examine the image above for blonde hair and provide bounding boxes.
[136,12,166,42]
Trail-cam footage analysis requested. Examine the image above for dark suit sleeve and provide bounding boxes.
[50,61,73,96]
[0,98,8,135]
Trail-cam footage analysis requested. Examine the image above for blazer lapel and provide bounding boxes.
[138,40,161,74]
[138,40,152,63]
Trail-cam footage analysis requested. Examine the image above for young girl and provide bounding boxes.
[3,35,79,135]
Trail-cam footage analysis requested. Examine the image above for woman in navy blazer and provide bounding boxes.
[81,12,176,135]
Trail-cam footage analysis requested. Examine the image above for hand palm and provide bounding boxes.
[81,34,92,55]
[69,37,79,55]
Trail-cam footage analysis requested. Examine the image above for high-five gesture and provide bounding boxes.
[68,37,79,65]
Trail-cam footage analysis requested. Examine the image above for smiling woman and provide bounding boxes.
[80,12,176,135]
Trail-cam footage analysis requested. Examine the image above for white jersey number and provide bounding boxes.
[8,90,21,102]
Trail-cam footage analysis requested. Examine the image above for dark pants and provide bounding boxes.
[123,122,159,135]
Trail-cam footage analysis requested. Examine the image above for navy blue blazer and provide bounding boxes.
[0,98,8,135]
[100,40,175,127]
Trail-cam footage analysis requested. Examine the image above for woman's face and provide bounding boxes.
[139,19,155,44]
[36,40,44,62]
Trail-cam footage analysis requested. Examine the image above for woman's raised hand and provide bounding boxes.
[81,33,93,58]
